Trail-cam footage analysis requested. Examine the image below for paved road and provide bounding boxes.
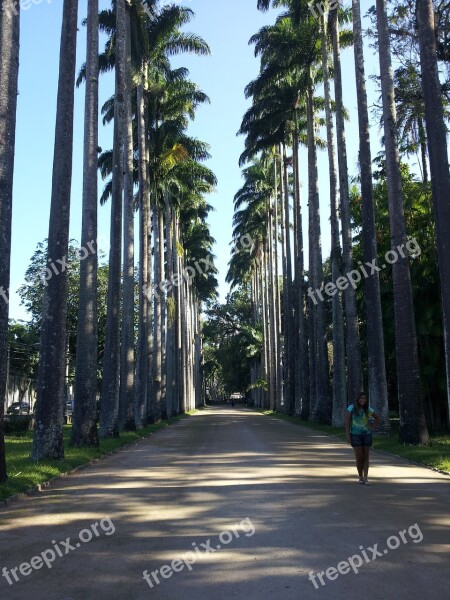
[0,406,449,600]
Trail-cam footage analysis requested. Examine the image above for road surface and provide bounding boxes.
[0,406,449,599]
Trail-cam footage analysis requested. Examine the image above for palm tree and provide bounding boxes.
[375,0,429,443]
[306,80,331,423]
[417,0,450,421]
[142,71,211,420]
[99,0,126,439]
[241,38,304,416]
[136,74,151,429]
[32,0,79,460]
[320,4,346,426]
[351,0,389,425]
[71,0,100,448]
[229,162,270,407]
[92,3,211,427]
[330,4,363,408]
[394,65,429,182]
[119,3,137,432]
[0,5,20,480]
[281,145,295,415]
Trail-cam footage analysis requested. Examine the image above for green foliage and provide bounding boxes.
[203,288,260,395]
[7,321,40,381]
[350,164,447,431]
[17,240,109,380]
[4,416,33,435]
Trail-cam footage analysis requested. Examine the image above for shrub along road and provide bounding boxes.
[0,406,449,599]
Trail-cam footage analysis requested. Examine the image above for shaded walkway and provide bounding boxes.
[0,406,449,599]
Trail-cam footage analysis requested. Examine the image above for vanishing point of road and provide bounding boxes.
[1,406,449,600]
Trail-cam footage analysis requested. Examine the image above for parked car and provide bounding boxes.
[6,402,31,415]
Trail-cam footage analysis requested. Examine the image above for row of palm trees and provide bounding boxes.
[0,0,217,480]
[227,0,449,443]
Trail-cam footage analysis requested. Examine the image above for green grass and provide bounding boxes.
[0,412,196,503]
[261,410,450,474]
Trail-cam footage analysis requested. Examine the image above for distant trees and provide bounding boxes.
[18,241,109,381]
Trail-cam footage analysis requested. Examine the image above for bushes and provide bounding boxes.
[4,415,33,434]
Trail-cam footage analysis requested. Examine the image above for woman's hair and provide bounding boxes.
[354,391,369,414]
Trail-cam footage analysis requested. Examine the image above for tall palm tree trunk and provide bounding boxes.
[292,130,303,417]
[282,145,295,415]
[417,0,450,420]
[186,280,194,410]
[135,82,149,429]
[307,85,330,423]
[351,0,389,422]
[159,207,167,419]
[417,117,429,184]
[32,0,78,460]
[178,239,186,413]
[253,267,262,408]
[194,302,202,408]
[279,159,287,412]
[293,122,309,419]
[272,159,283,411]
[0,5,20,480]
[165,201,176,418]
[267,204,277,411]
[330,6,363,406]
[321,9,346,426]
[260,248,269,408]
[119,5,135,432]
[376,0,429,443]
[99,0,126,439]
[174,214,182,415]
[146,211,154,418]
[152,206,163,422]
[72,0,99,447]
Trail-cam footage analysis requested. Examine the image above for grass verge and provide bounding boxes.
[0,412,196,503]
[261,410,450,474]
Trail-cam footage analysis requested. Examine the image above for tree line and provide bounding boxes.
[0,0,218,482]
[217,0,449,442]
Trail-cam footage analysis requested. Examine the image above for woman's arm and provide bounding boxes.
[345,411,352,444]
[369,411,381,431]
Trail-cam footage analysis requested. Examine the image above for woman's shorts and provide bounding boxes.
[351,432,373,447]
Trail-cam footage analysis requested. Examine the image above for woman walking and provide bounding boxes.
[345,392,381,485]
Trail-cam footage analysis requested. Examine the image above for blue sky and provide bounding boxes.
[9,0,387,320]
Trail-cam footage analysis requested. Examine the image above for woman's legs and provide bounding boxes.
[362,446,370,480]
[353,447,364,480]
